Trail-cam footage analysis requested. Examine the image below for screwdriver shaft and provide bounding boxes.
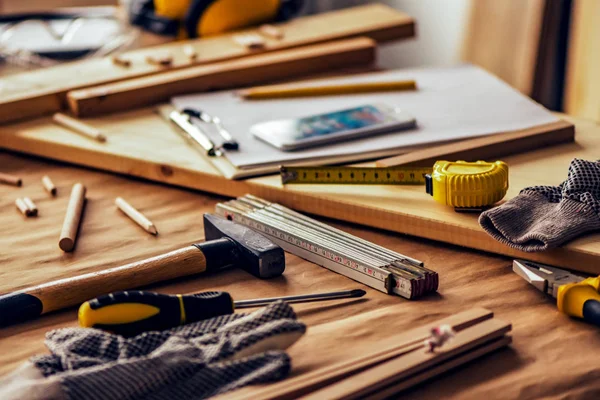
[234,289,366,309]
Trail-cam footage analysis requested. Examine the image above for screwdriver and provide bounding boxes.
[79,289,366,336]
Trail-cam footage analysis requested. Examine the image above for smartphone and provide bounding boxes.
[250,104,416,151]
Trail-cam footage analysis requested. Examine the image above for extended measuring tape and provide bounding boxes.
[281,161,510,209]
[280,166,432,185]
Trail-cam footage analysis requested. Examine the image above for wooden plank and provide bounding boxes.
[462,0,546,94]
[300,318,511,400]
[1,112,599,274]
[375,120,574,167]
[226,308,494,400]
[66,38,376,117]
[0,3,414,124]
[564,0,600,121]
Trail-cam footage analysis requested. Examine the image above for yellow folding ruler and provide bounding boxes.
[215,195,438,299]
[280,166,432,185]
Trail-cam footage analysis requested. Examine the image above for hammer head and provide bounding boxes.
[202,214,285,278]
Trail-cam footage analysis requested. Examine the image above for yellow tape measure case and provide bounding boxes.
[425,161,509,208]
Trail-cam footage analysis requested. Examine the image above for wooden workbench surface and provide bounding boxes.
[1,150,599,399]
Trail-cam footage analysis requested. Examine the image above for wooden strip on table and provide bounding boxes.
[375,119,574,167]
[226,308,494,400]
[0,4,413,124]
[368,336,512,400]
[66,37,377,117]
[300,318,511,400]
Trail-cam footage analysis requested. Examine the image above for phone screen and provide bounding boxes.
[292,105,387,139]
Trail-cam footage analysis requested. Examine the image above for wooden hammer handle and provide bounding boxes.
[0,246,207,325]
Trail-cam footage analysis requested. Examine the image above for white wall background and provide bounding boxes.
[308,0,471,68]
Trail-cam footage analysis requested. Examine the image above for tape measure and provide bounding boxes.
[280,166,432,185]
[280,160,509,208]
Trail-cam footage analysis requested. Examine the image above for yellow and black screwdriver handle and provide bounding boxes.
[79,291,234,336]
[558,276,600,326]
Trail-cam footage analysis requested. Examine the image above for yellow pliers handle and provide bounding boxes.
[558,277,600,326]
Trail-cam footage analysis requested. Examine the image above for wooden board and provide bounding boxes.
[2,151,600,400]
[1,109,598,274]
[0,3,414,124]
[564,0,600,121]
[461,0,545,94]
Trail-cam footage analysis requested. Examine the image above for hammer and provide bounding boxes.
[0,214,285,326]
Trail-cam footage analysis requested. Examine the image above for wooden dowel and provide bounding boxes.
[15,198,29,216]
[52,113,107,143]
[23,197,38,217]
[59,183,86,252]
[115,197,158,235]
[42,175,57,196]
[0,172,22,186]
[234,34,266,50]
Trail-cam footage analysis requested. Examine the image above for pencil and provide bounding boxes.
[115,197,158,235]
[59,183,86,252]
[0,172,22,186]
[42,175,57,196]
[53,113,107,143]
[238,80,417,100]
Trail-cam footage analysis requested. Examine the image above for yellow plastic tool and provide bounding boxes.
[425,160,509,208]
[513,260,600,327]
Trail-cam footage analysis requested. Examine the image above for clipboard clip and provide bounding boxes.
[169,110,222,157]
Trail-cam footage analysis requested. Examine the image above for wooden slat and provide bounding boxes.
[564,0,600,120]
[462,0,546,94]
[375,120,574,167]
[66,38,376,117]
[226,308,493,400]
[300,319,511,400]
[0,3,414,124]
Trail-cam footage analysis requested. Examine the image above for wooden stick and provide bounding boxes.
[234,34,266,50]
[300,318,511,400]
[226,308,494,400]
[259,24,284,40]
[23,197,38,217]
[0,172,22,186]
[368,336,512,400]
[375,120,574,167]
[115,197,158,235]
[42,175,57,196]
[66,38,376,117]
[59,183,86,252]
[15,198,30,216]
[52,113,107,143]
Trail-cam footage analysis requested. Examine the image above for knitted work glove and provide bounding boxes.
[479,159,600,252]
[0,301,305,400]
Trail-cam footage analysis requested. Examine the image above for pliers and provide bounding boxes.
[513,260,600,326]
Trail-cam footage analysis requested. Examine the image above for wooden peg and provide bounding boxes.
[42,175,57,196]
[183,45,198,61]
[59,183,86,252]
[0,172,22,187]
[53,113,107,143]
[112,55,131,67]
[23,197,38,216]
[234,34,266,50]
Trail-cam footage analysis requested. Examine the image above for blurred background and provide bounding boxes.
[1,0,595,119]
